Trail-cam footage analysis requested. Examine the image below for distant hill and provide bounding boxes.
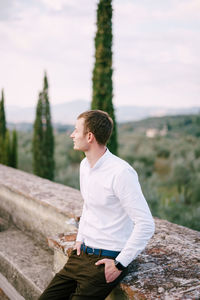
[6,100,200,124]
[6,100,90,124]
[8,114,200,138]
[119,114,200,137]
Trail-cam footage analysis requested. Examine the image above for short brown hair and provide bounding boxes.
[78,110,113,145]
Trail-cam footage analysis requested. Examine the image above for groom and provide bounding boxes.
[39,110,155,300]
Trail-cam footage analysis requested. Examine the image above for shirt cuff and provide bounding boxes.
[115,248,141,267]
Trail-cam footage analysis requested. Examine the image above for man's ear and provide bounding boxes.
[87,132,94,143]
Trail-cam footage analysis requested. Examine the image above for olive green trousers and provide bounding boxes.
[38,249,127,300]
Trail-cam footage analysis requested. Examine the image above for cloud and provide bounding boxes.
[111,0,200,107]
[41,0,68,12]
[0,0,20,21]
[0,1,97,107]
[0,0,199,108]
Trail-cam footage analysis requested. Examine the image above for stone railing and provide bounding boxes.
[47,219,200,300]
[0,164,82,245]
[0,164,200,300]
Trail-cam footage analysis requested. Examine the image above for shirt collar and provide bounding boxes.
[86,148,110,171]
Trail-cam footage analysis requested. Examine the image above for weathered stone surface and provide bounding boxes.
[0,225,54,300]
[47,232,76,273]
[0,217,9,232]
[0,272,25,300]
[0,288,10,300]
[121,218,200,300]
[0,164,82,217]
[48,219,200,300]
[48,232,77,255]
[0,165,200,299]
[0,164,82,246]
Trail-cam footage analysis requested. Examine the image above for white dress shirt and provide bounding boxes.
[76,148,155,267]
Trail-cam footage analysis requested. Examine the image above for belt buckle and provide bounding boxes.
[88,247,95,255]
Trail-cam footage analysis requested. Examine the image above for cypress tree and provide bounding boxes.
[33,92,43,176]
[91,0,118,154]
[0,89,6,139]
[4,130,10,166]
[10,129,18,168]
[0,89,7,163]
[0,138,4,164]
[33,73,54,180]
[42,74,54,180]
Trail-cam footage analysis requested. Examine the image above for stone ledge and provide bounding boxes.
[47,218,200,300]
[0,272,25,300]
[0,164,82,246]
[1,165,200,299]
[0,164,83,218]
[0,225,54,300]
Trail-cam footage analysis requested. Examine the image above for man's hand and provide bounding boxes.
[95,258,122,283]
[73,241,82,255]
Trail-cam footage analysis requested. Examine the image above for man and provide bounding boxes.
[39,110,155,300]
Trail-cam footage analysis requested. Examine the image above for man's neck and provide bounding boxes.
[85,145,107,168]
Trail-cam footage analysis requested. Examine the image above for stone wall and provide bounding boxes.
[0,164,82,246]
[0,164,200,300]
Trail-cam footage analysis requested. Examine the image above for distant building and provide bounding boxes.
[146,125,167,138]
[146,128,159,138]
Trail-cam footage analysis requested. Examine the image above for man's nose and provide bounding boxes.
[70,131,74,138]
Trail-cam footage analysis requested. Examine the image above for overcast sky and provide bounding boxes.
[0,0,200,108]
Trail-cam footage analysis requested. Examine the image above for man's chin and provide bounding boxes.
[73,145,79,151]
[74,145,85,152]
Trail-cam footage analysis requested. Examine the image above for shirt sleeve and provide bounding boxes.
[113,167,155,267]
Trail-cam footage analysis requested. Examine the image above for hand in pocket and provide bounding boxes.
[95,258,122,283]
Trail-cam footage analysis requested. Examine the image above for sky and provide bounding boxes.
[0,0,200,108]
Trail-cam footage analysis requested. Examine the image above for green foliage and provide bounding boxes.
[10,129,18,168]
[194,147,200,159]
[17,131,33,173]
[118,119,200,230]
[157,200,200,231]
[0,89,6,163]
[55,164,80,190]
[91,0,118,154]
[0,90,18,167]
[1,129,18,167]
[154,145,170,158]
[53,132,81,189]
[0,89,6,139]
[173,164,191,194]
[32,72,55,180]
[68,149,84,164]
[4,130,11,165]
[134,155,155,177]
[0,137,4,163]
